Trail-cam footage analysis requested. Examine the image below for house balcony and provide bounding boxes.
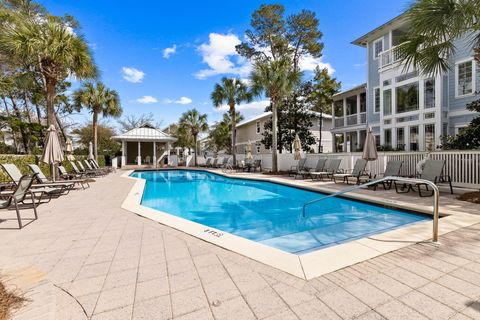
[333,112,367,129]
[378,44,402,70]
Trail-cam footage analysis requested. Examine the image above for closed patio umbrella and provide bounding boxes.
[88,141,94,160]
[42,125,64,180]
[293,134,302,160]
[246,140,253,160]
[362,127,378,161]
[66,138,75,161]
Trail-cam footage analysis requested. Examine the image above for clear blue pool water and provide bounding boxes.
[131,170,430,254]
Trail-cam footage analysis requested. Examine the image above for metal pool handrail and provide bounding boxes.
[301,176,440,242]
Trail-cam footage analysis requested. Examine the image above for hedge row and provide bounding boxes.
[0,154,106,182]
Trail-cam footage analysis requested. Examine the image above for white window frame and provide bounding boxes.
[455,58,476,98]
[373,38,384,60]
[256,121,261,134]
[455,124,468,135]
[373,86,380,114]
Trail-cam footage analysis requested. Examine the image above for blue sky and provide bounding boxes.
[38,0,409,131]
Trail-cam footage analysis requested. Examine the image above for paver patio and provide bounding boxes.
[1,171,480,320]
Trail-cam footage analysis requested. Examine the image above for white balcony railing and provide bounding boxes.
[378,45,402,69]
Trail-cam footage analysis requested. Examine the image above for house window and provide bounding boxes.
[410,126,419,151]
[383,89,392,116]
[424,78,435,108]
[424,124,435,151]
[397,127,405,150]
[373,38,384,59]
[456,60,474,97]
[384,129,392,148]
[346,96,357,115]
[375,135,381,147]
[396,82,419,113]
[374,88,380,113]
[256,121,261,134]
[360,93,366,113]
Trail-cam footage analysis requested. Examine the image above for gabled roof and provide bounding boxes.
[112,124,176,142]
[236,110,332,128]
[333,83,367,99]
[351,12,408,47]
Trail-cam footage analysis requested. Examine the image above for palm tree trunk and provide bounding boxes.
[92,111,98,161]
[318,113,323,153]
[45,78,56,127]
[35,104,42,124]
[10,95,30,154]
[22,92,33,123]
[54,112,68,143]
[271,100,278,172]
[193,134,198,166]
[230,104,236,166]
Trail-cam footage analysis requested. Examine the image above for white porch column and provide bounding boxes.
[153,141,157,168]
[137,141,141,165]
[121,140,126,166]
[167,142,171,165]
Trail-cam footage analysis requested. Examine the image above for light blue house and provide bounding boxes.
[332,12,479,152]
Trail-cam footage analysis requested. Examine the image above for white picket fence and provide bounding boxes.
[198,151,480,189]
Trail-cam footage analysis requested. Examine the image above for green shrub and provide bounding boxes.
[0,154,107,182]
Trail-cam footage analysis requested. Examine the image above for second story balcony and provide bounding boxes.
[379,44,402,70]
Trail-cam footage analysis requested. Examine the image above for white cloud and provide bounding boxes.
[175,97,192,105]
[122,67,145,83]
[163,45,177,59]
[164,96,193,105]
[214,99,270,112]
[137,96,158,104]
[195,33,251,79]
[299,55,335,74]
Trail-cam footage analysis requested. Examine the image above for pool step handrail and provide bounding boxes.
[302,176,440,242]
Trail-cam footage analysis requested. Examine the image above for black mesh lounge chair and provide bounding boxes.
[68,161,94,178]
[90,159,112,173]
[27,164,76,192]
[29,164,90,190]
[394,159,453,197]
[210,158,218,168]
[295,158,327,179]
[310,159,341,181]
[78,161,104,177]
[0,174,38,229]
[83,160,106,176]
[333,159,369,185]
[289,158,307,176]
[252,159,262,172]
[216,158,229,168]
[369,160,403,190]
[203,158,212,167]
[1,164,65,201]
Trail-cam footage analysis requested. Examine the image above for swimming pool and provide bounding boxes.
[131,170,430,254]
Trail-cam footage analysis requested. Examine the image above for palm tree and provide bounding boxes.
[211,78,252,165]
[398,0,480,75]
[0,14,97,126]
[250,58,301,172]
[178,109,208,166]
[73,82,121,161]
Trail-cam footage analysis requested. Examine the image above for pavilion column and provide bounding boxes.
[167,142,171,166]
[153,141,157,168]
[137,141,141,165]
[121,140,126,166]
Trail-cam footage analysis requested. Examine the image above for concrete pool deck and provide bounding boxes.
[0,170,479,319]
